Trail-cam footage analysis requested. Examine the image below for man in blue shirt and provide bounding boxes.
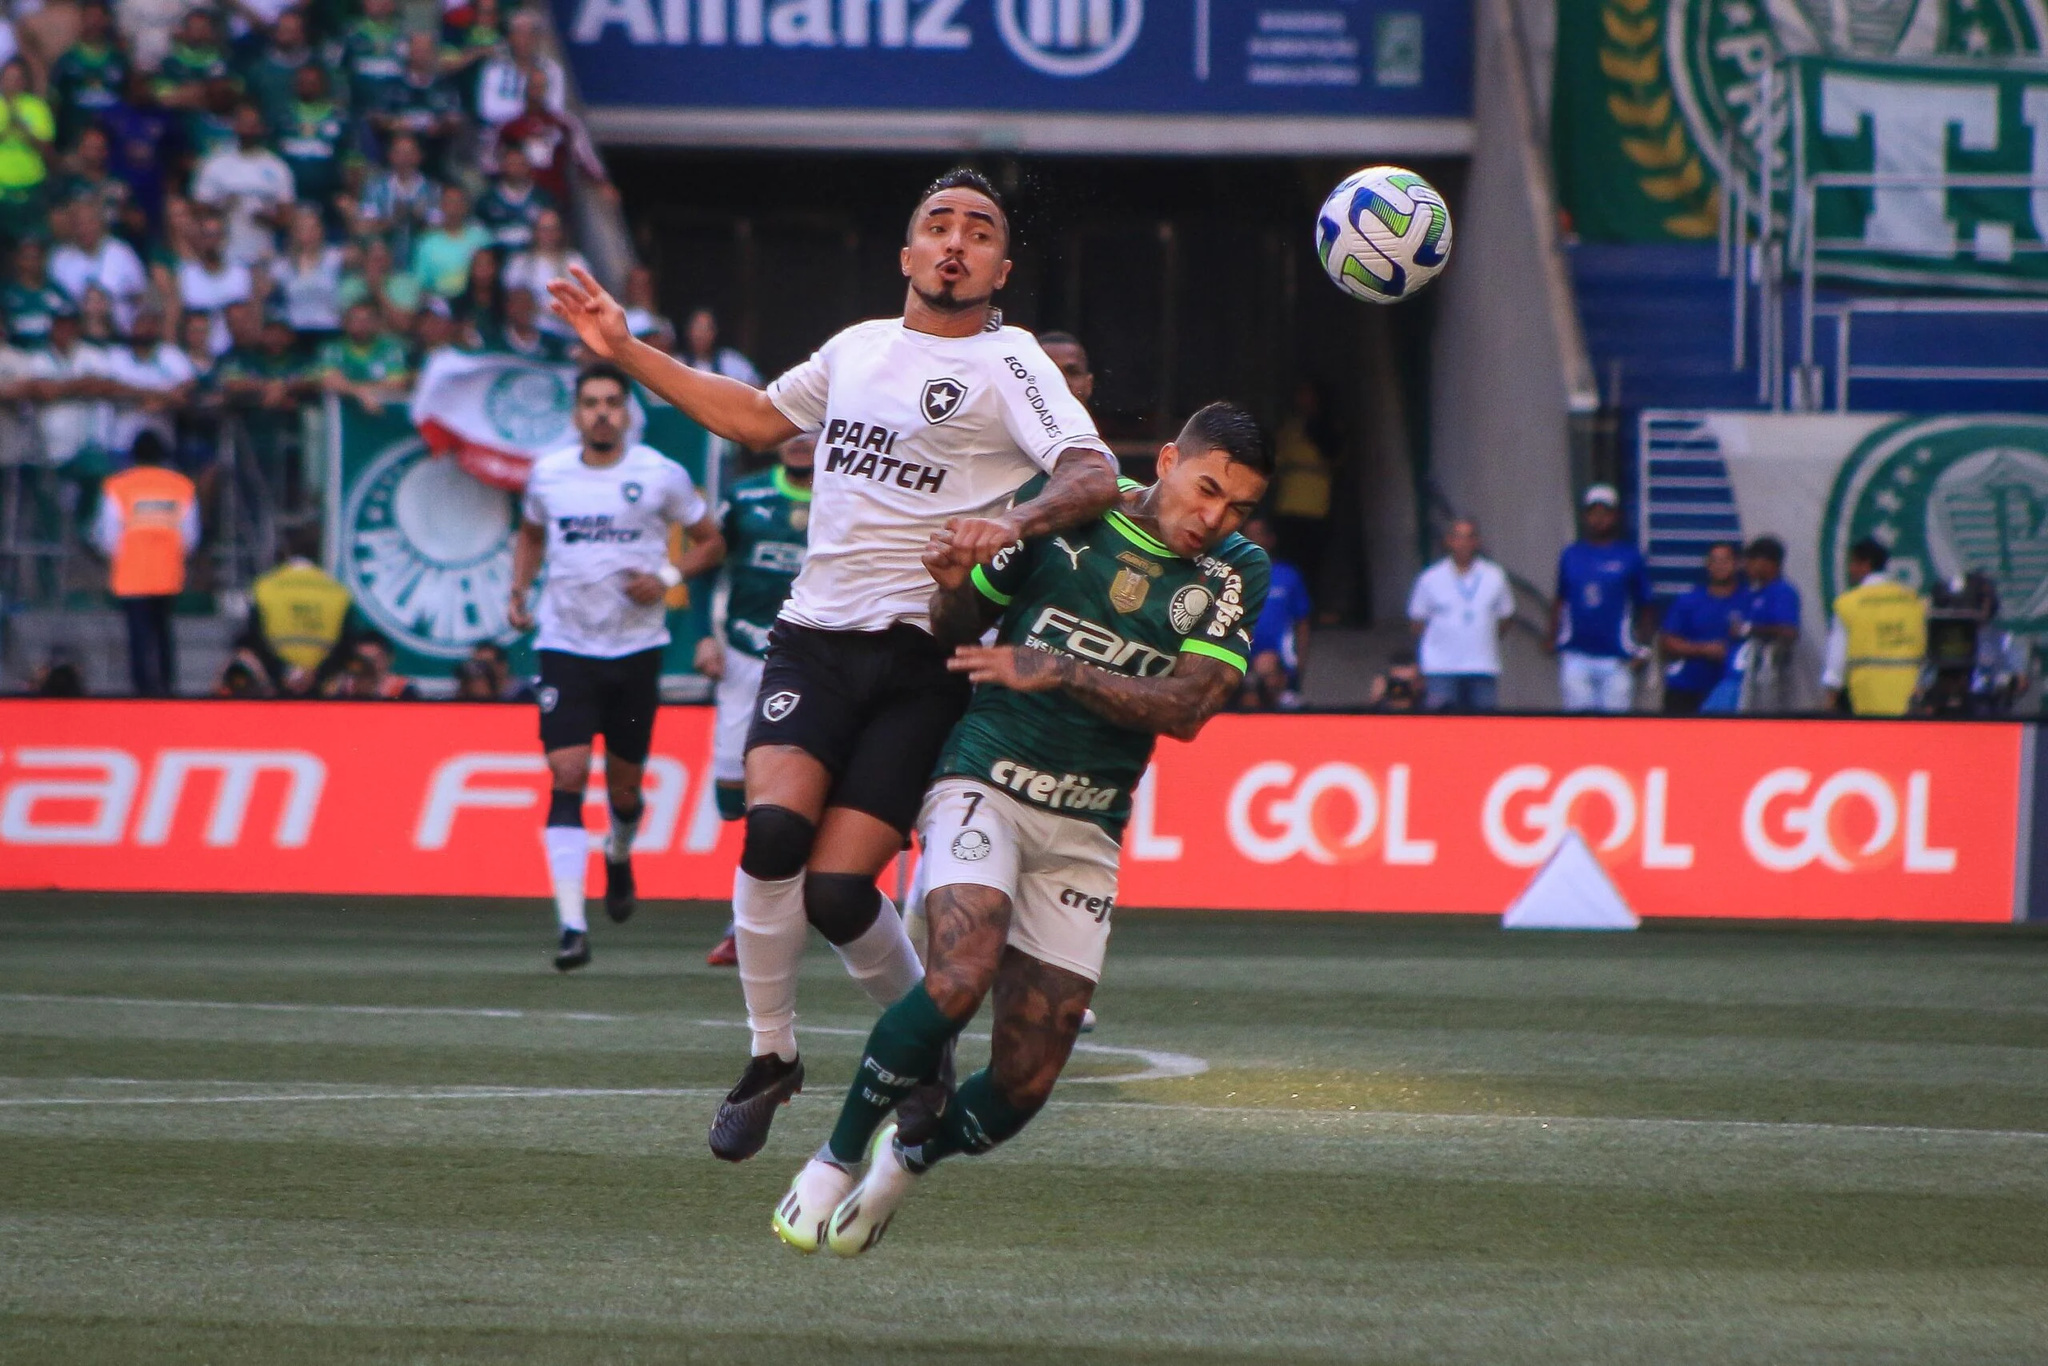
[1239,513,1310,709]
[1738,535,1801,712]
[1658,541,1749,714]
[1549,484,1652,712]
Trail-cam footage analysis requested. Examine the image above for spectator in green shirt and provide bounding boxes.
[411,183,491,297]
[371,32,463,171]
[277,64,351,205]
[341,0,407,113]
[154,10,237,114]
[50,0,132,150]
[474,145,552,251]
[54,128,135,242]
[319,299,411,412]
[3,237,70,348]
[338,234,423,330]
[241,9,330,136]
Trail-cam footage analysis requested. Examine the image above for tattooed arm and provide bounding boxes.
[943,448,1120,564]
[947,645,1241,743]
[922,528,1007,648]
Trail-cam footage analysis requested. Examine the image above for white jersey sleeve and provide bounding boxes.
[987,333,1110,472]
[765,331,845,432]
[660,459,709,526]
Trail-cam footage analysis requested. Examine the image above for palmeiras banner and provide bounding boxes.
[324,358,716,682]
[1553,0,2048,283]
[1639,409,2048,702]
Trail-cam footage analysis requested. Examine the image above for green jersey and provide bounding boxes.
[936,482,1269,837]
[716,466,810,658]
[318,333,409,385]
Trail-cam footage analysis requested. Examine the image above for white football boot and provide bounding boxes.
[826,1121,923,1257]
[771,1155,855,1253]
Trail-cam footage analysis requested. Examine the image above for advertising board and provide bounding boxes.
[0,704,2030,920]
[553,0,1475,153]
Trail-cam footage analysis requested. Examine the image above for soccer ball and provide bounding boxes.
[1315,166,1453,304]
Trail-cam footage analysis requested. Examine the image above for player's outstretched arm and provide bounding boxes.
[948,646,1240,743]
[946,448,1119,563]
[546,265,798,450]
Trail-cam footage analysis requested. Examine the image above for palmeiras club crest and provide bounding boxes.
[1823,416,2048,640]
[921,378,968,425]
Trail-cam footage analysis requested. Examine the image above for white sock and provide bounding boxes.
[732,869,806,1061]
[543,825,590,933]
[606,804,640,863]
[832,893,923,1008]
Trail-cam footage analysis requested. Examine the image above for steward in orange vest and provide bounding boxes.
[92,432,198,695]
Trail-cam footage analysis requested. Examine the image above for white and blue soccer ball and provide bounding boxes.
[1315,166,1453,304]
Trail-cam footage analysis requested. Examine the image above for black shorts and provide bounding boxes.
[745,621,972,834]
[537,647,663,764]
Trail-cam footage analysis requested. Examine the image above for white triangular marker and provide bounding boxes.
[1502,829,1640,931]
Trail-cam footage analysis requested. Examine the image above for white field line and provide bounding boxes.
[0,993,1207,1085]
[1,1078,2044,1143]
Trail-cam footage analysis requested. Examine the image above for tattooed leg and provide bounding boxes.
[823,883,1007,1165]
[903,948,1095,1165]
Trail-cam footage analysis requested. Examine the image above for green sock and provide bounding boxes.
[902,1067,1037,1168]
[827,983,961,1165]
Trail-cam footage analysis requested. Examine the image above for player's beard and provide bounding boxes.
[913,275,992,316]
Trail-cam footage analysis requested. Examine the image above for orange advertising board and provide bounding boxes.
[0,703,2029,921]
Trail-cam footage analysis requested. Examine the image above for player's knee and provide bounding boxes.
[714,783,746,822]
[739,804,814,881]
[802,871,880,947]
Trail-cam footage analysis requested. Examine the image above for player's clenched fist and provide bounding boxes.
[944,512,1025,565]
[546,264,631,360]
[921,527,976,591]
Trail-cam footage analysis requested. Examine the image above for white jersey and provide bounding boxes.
[767,318,1110,633]
[522,443,708,659]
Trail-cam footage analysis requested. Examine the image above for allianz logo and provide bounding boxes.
[569,0,1145,76]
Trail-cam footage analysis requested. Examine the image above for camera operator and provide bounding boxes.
[1922,573,2031,717]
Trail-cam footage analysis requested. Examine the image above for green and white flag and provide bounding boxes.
[326,358,716,683]
[1554,0,2047,252]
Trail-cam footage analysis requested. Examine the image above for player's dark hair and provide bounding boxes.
[1744,535,1785,565]
[1849,537,1890,571]
[1036,329,1085,353]
[1176,401,1271,476]
[575,361,631,399]
[908,167,1008,245]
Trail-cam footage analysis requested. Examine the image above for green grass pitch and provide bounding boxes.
[1,893,2045,1364]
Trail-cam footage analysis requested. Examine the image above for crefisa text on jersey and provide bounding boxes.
[819,418,948,494]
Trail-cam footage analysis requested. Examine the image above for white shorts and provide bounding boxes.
[915,776,1122,983]
[711,645,765,783]
[1559,651,1635,713]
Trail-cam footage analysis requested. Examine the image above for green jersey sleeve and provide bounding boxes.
[1182,536,1272,673]
[971,534,1040,606]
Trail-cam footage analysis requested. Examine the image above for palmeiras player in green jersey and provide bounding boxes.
[772,401,1273,1255]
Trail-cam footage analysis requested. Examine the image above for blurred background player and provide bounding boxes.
[1034,330,1093,407]
[1237,513,1310,709]
[773,402,1272,1256]
[508,362,726,971]
[698,431,815,968]
[1551,485,1652,712]
[548,170,1119,1162]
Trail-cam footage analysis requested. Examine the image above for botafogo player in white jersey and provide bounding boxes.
[509,363,727,972]
[548,169,1120,1161]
